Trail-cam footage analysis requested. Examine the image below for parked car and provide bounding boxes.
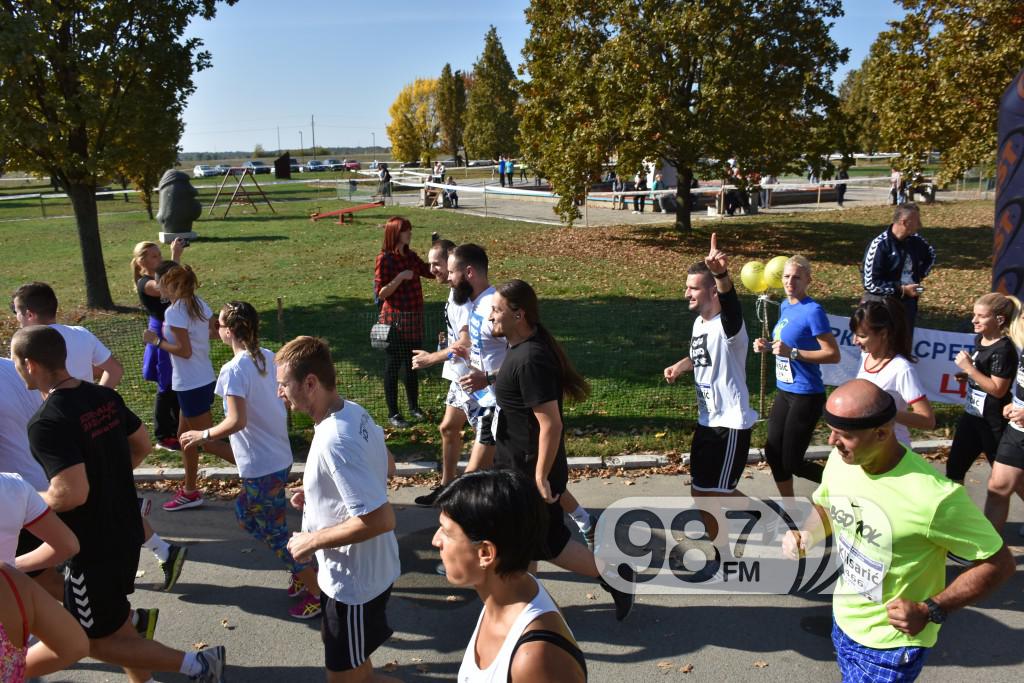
[213,164,230,175]
[242,160,271,174]
[344,160,362,171]
[288,158,302,173]
[323,159,345,171]
[302,160,327,172]
[193,164,217,178]
[467,159,492,167]
[400,161,421,168]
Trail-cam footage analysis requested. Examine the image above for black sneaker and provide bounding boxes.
[599,564,636,621]
[133,607,159,639]
[414,485,444,507]
[190,645,226,683]
[409,407,426,421]
[160,544,188,592]
[389,415,411,429]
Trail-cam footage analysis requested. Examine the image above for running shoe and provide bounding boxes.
[583,514,597,552]
[409,407,426,421]
[160,544,188,591]
[599,564,636,621]
[414,485,444,507]
[190,645,226,683]
[288,593,322,620]
[154,437,181,452]
[163,489,203,511]
[133,608,159,640]
[287,573,307,599]
[388,415,411,429]
[137,496,152,518]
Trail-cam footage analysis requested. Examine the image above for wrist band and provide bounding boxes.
[202,429,210,441]
[712,270,729,279]
[155,338,161,348]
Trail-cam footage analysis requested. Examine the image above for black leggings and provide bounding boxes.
[383,338,420,417]
[765,390,826,484]
[945,413,1003,482]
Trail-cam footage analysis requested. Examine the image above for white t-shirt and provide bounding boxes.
[442,289,471,378]
[163,298,215,391]
[690,299,758,430]
[302,400,400,605]
[465,286,509,406]
[856,353,926,446]
[0,472,49,564]
[50,323,112,383]
[215,349,293,479]
[0,358,47,490]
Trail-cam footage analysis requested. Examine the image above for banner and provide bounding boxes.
[820,314,974,406]
[994,67,1024,297]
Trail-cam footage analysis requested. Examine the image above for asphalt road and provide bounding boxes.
[43,459,1024,682]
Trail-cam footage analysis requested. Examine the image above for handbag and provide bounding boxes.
[370,322,394,350]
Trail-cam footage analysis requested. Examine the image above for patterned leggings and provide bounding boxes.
[235,467,310,575]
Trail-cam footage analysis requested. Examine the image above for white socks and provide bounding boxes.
[569,505,591,531]
[144,534,171,563]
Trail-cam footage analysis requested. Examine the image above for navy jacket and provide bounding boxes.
[861,226,936,297]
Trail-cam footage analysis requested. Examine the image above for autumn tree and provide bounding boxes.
[386,78,440,164]
[437,63,468,162]
[838,66,882,156]
[519,0,847,230]
[463,26,519,160]
[864,0,1024,181]
[0,0,236,309]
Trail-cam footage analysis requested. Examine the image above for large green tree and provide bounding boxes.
[864,0,1024,181]
[463,26,519,160]
[436,63,467,162]
[519,0,847,230]
[0,0,235,309]
[838,65,882,156]
[386,78,440,164]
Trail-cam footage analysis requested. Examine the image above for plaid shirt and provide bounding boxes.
[375,248,432,341]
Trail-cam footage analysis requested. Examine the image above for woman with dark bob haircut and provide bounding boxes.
[433,470,586,682]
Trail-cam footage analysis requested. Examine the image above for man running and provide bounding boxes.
[12,325,226,682]
[784,379,1014,681]
[277,336,400,682]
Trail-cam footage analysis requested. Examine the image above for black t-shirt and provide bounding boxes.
[493,332,569,494]
[28,382,145,562]
[966,334,1018,431]
[136,275,169,321]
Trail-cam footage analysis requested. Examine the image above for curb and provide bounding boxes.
[134,439,952,483]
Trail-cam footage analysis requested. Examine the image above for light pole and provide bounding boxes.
[298,131,303,158]
[371,132,375,159]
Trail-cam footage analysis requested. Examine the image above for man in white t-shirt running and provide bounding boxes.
[277,336,400,682]
[11,282,123,388]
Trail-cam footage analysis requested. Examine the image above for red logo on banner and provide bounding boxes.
[940,374,967,398]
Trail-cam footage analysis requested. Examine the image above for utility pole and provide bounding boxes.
[311,115,316,160]
[299,131,303,158]
[372,132,376,159]
[277,127,281,155]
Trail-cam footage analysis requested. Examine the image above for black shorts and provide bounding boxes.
[690,425,752,493]
[64,556,138,639]
[535,499,573,562]
[321,586,393,672]
[996,427,1024,469]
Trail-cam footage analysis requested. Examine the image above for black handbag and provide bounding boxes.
[370,322,394,350]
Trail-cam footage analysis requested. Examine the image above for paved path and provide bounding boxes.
[44,458,1024,682]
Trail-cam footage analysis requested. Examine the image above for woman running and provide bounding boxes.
[945,293,1020,484]
[179,302,322,619]
[753,256,840,496]
[851,298,935,446]
[142,262,217,511]
[434,470,586,683]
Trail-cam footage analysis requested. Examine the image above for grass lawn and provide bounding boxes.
[0,190,997,466]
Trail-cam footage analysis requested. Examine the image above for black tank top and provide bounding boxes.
[136,275,169,321]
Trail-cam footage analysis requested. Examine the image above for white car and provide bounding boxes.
[193,164,217,178]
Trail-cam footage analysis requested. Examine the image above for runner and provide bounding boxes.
[276,336,400,682]
[434,470,586,683]
[0,471,78,573]
[850,299,935,446]
[783,379,1014,682]
[12,325,227,682]
[753,255,840,496]
[489,279,634,621]
[142,262,217,511]
[179,301,322,620]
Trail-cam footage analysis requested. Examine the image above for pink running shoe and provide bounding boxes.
[287,573,307,599]
[162,489,203,511]
[288,593,322,620]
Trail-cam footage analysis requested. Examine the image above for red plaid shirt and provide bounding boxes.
[375,248,432,341]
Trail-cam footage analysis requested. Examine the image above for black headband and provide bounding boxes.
[823,393,897,431]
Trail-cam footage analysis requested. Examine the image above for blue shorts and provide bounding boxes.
[176,381,215,418]
[832,619,929,682]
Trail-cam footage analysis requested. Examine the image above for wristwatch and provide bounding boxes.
[923,598,946,624]
[789,347,800,361]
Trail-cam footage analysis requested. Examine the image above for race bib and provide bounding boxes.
[696,383,716,414]
[965,387,986,417]
[1011,397,1024,433]
[775,356,794,385]
[837,532,885,603]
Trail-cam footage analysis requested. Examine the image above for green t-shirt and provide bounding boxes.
[811,445,1003,649]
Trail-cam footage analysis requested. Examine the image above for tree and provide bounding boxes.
[838,66,882,156]
[437,64,467,162]
[463,26,519,161]
[864,0,1024,181]
[253,143,267,158]
[0,0,235,309]
[519,0,848,230]
[386,78,440,164]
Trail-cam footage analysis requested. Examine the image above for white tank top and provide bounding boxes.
[457,576,569,683]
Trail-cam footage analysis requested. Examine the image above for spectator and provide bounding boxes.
[507,158,515,187]
[611,174,626,210]
[444,176,459,209]
[632,170,647,213]
[498,157,507,187]
[836,166,849,207]
[651,173,665,213]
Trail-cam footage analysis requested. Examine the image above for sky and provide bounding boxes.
[180,0,904,154]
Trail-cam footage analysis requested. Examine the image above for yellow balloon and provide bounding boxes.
[740,261,768,293]
[764,255,789,290]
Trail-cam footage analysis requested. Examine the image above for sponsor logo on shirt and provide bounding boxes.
[690,334,711,368]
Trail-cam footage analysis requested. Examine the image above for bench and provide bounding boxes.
[309,201,385,224]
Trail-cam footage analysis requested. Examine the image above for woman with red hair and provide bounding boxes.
[375,216,433,427]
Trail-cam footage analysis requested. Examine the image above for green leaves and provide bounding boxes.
[463,26,520,160]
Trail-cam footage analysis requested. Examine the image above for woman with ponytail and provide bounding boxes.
[142,262,216,511]
[179,302,321,619]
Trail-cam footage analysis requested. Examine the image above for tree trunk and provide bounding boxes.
[66,183,115,309]
[675,167,693,232]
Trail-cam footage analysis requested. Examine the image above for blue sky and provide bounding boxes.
[180,0,903,154]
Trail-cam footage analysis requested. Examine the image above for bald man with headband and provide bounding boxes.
[783,379,1014,682]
